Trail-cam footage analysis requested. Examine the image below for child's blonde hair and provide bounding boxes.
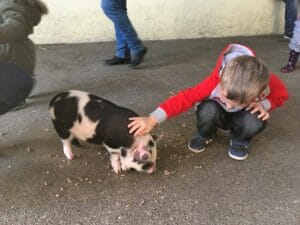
[220,55,269,104]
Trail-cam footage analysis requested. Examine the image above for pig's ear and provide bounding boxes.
[152,132,164,142]
[152,135,158,141]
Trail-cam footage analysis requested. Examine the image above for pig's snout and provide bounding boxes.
[141,153,149,161]
[134,149,150,163]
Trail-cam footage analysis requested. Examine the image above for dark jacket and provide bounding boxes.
[0,61,33,115]
[0,0,48,75]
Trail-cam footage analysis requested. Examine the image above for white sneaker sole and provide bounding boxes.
[188,145,206,153]
[188,138,213,153]
[228,151,248,160]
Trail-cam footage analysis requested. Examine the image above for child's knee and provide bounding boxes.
[238,112,267,137]
[196,100,222,120]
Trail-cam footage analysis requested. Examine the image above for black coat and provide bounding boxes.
[0,61,33,115]
[0,0,48,74]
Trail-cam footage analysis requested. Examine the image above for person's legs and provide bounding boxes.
[188,100,228,153]
[101,0,145,64]
[228,110,266,160]
[284,0,298,38]
[101,0,127,58]
[282,19,300,73]
[116,1,130,57]
[117,0,144,55]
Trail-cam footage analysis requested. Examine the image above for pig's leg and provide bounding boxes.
[51,120,75,160]
[104,144,121,173]
[62,136,74,160]
[110,153,121,174]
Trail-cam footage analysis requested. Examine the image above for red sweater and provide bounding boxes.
[151,44,289,122]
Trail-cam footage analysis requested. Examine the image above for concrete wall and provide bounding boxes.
[31,0,285,44]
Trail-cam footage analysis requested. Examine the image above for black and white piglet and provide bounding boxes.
[49,90,157,174]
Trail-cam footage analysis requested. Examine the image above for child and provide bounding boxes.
[128,44,289,160]
[0,0,48,109]
[281,17,300,73]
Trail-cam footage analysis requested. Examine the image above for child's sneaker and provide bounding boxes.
[228,138,250,160]
[188,134,213,153]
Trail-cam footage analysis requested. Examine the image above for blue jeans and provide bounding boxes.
[284,0,298,37]
[101,0,144,58]
[195,100,266,142]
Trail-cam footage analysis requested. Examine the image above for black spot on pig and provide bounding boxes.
[49,91,69,107]
[71,138,81,147]
[142,162,154,170]
[121,148,127,157]
[49,93,78,140]
[77,114,82,123]
[85,95,138,149]
[148,140,154,147]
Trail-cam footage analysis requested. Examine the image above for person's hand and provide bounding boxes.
[245,101,270,121]
[128,116,158,136]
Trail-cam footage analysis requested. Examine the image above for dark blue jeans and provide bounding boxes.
[101,0,144,58]
[0,62,33,115]
[195,100,266,142]
[284,0,298,37]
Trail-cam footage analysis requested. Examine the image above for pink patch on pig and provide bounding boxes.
[133,148,150,162]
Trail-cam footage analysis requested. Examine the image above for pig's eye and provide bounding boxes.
[148,140,154,147]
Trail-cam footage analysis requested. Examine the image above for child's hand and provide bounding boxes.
[245,102,270,121]
[128,116,158,136]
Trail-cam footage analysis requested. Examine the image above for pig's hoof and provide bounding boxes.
[63,148,74,160]
[65,153,74,160]
[112,162,121,174]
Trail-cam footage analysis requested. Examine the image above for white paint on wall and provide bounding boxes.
[31,0,285,44]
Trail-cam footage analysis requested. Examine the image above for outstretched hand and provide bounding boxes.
[128,116,158,136]
[246,102,270,121]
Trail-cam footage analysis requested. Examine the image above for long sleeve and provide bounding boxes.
[158,72,220,118]
[0,8,30,43]
[265,74,289,111]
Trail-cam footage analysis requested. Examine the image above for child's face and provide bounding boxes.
[219,87,249,110]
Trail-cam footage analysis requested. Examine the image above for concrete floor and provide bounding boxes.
[0,36,299,225]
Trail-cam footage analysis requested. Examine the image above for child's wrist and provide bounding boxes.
[148,115,158,128]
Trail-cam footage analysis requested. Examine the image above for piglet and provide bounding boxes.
[49,90,157,174]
